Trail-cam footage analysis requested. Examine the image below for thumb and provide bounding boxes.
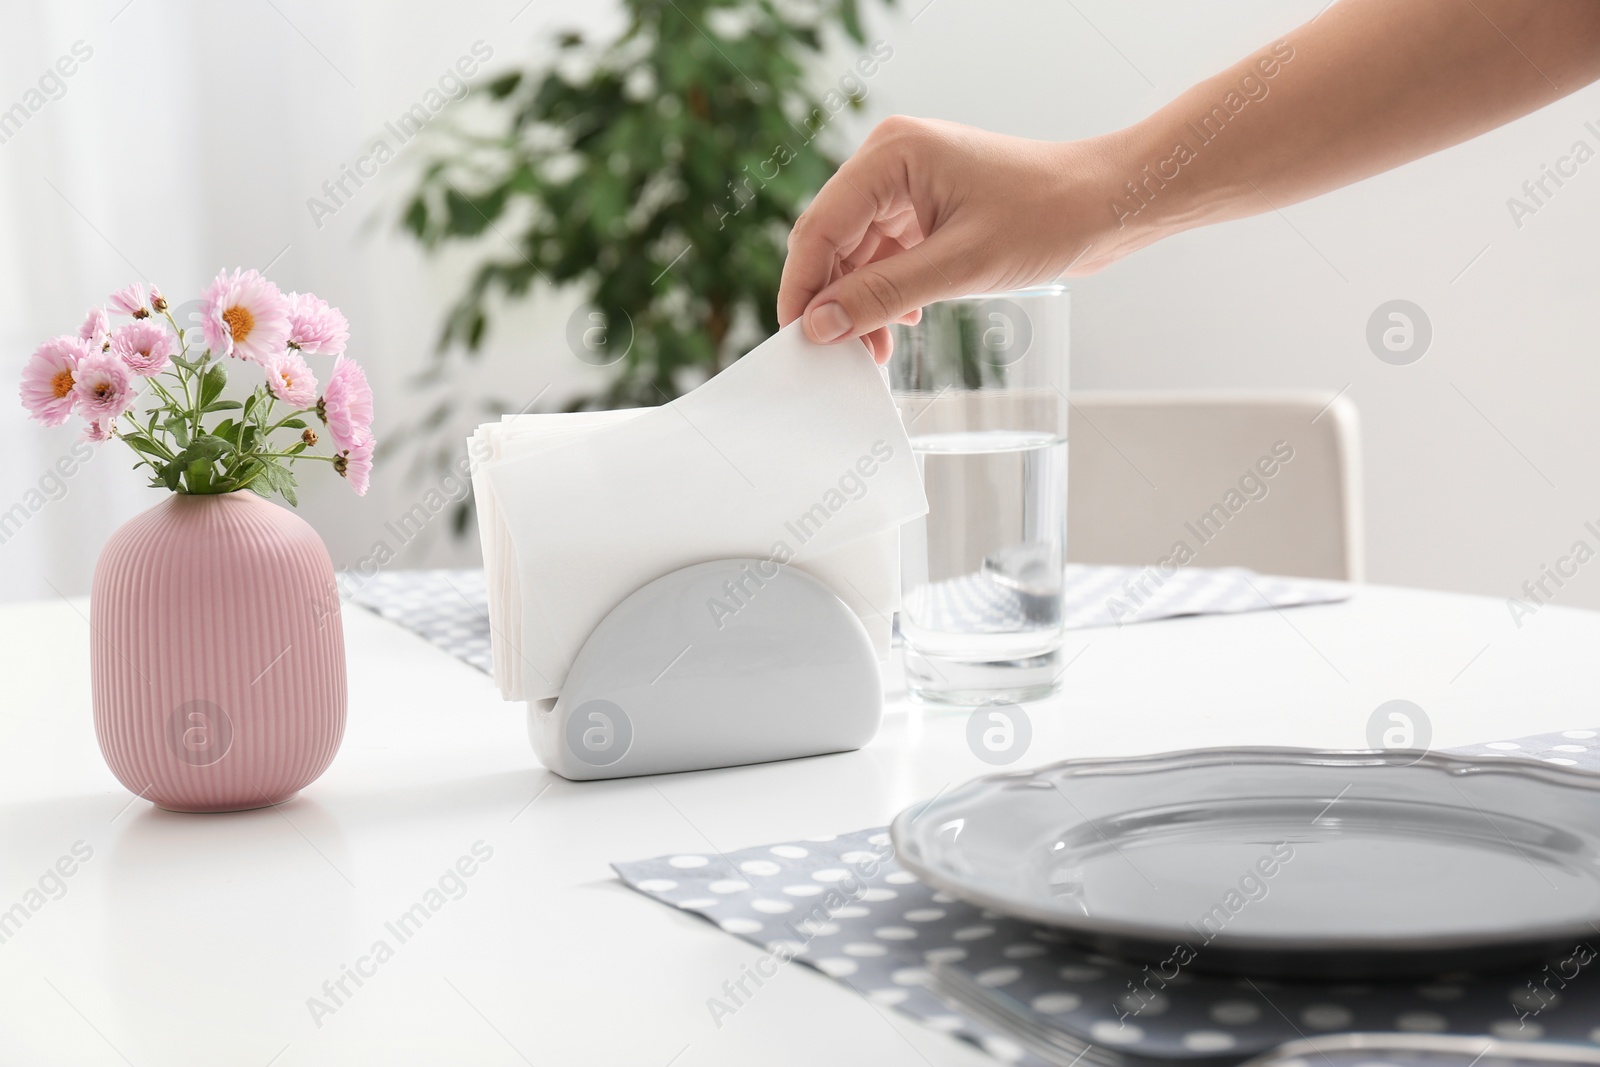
[801,229,965,345]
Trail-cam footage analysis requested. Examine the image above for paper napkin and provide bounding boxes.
[471,322,929,702]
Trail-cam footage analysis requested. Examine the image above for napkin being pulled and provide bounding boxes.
[470,322,929,702]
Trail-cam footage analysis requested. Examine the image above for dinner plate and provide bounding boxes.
[890,748,1600,977]
[1241,1035,1600,1067]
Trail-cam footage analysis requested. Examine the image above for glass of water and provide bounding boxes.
[889,285,1069,705]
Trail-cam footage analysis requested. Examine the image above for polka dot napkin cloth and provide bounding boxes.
[613,728,1600,1067]
[341,566,1350,677]
[339,569,494,674]
[912,564,1349,633]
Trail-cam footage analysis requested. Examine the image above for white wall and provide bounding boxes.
[871,0,1600,615]
[5,0,1599,617]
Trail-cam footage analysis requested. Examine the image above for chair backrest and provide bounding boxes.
[1067,391,1363,581]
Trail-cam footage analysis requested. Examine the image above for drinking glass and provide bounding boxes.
[889,285,1069,705]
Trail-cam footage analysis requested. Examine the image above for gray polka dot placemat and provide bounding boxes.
[1447,728,1600,767]
[908,565,1347,633]
[340,565,1349,675]
[613,728,1600,1067]
[338,568,493,673]
[1054,565,1348,630]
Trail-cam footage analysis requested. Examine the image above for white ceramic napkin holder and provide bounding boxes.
[529,558,883,781]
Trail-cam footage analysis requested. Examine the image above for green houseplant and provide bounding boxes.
[397,0,891,531]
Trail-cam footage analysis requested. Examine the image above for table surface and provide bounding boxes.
[1,582,1595,1066]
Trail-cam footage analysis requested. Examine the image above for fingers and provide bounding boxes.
[778,115,942,356]
[777,165,888,329]
[777,126,929,328]
[800,226,962,346]
[861,326,893,364]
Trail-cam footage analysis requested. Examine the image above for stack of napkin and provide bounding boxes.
[469,322,930,703]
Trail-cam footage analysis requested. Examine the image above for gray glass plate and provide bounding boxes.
[1241,1034,1600,1067]
[891,748,1600,977]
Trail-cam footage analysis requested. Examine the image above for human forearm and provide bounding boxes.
[779,0,1600,355]
[1088,0,1600,266]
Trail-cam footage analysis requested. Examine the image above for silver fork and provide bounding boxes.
[928,961,1127,1067]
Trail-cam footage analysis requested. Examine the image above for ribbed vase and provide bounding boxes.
[91,491,347,813]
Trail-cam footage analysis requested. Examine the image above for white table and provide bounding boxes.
[0,583,1594,1066]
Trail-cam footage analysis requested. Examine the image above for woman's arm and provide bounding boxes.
[779,0,1600,361]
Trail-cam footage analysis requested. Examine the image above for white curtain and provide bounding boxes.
[0,4,159,603]
[0,0,591,604]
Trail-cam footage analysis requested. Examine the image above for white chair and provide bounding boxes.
[1067,391,1363,581]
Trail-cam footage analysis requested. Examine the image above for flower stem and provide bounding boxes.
[264,408,316,434]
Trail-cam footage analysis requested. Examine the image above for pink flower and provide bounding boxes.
[149,286,167,313]
[109,283,151,318]
[335,438,374,496]
[78,307,111,350]
[200,267,289,363]
[320,355,373,450]
[82,419,114,444]
[285,292,349,357]
[109,320,174,376]
[72,351,138,422]
[265,350,318,407]
[20,335,89,426]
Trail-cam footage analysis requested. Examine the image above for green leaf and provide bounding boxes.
[402,196,429,240]
[231,458,267,495]
[203,399,242,413]
[257,460,298,507]
[838,0,865,43]
[200,362,227,408]
[160,461,182,491]
[486,71,522,99]
[211,419,239,446]
[452,184,511,239]
[185,458,213,493]
[163,416,190,449]
[190,435,231,461]
[242,389,265,426]
[120,432,161,458]
[280,418,307,429]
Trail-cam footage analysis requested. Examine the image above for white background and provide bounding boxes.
[3,0,1597,613]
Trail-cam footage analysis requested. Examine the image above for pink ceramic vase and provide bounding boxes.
[91,491,346,812]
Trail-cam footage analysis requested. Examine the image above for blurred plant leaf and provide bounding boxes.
[396,0,893,537]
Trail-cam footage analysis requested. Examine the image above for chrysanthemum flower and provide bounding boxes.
[73,351,138,422]
[266,350,319,408]
[285,292,350,357]
[320,355,373,450]
[82,419,114,444]
[200,268,289,363]
[334,438,374,496]
[109,283,150,318]
[109,320,174,377]
[78,307,111,350]
[20,335,89,426]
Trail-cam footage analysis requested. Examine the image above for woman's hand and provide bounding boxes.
[780,1,1600,364]
[778,116,1122,363]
